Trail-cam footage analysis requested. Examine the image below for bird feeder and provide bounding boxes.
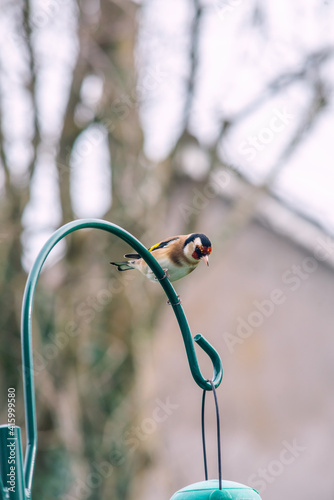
[0,219,262,500]
[170,480,261,499]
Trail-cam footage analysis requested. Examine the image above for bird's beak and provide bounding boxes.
[202,255,209,266]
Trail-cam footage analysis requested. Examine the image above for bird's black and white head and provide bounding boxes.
[183,233,212,266]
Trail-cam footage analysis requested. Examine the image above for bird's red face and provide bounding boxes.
[192,244,212,265]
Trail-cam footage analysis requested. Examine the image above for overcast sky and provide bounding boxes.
[138,0,334,230]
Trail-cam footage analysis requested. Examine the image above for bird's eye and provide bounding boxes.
[195,246,202,256]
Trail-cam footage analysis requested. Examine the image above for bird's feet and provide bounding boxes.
[167,294,182,306]
[154,269,170,281]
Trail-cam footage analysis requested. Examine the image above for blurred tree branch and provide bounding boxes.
[1,1,333,499]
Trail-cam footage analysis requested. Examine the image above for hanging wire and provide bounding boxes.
[201,390,208,482]
[201,380,222,490]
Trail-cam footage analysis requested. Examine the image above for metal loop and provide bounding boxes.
[201,380,222,490]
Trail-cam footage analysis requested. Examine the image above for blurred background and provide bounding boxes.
[1,0,334,499]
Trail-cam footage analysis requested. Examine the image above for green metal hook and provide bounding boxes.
[20,219,223,495]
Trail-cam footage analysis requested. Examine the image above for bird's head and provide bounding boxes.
[183,233,212,266]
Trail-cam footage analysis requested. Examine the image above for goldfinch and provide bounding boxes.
[110,233,212,282]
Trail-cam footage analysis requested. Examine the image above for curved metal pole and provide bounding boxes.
[21,219,223,494]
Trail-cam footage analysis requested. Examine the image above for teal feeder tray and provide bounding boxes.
[0,219,261,500]
[170,480,260,499]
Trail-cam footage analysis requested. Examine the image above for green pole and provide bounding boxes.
[20,219,223,497]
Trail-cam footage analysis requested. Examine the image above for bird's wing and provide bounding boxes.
[124,236,181,259]
[148,236,180,253]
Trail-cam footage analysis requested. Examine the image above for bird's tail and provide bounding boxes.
[110,261,134,272]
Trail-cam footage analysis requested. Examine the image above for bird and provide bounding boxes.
[110,233,212,283]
